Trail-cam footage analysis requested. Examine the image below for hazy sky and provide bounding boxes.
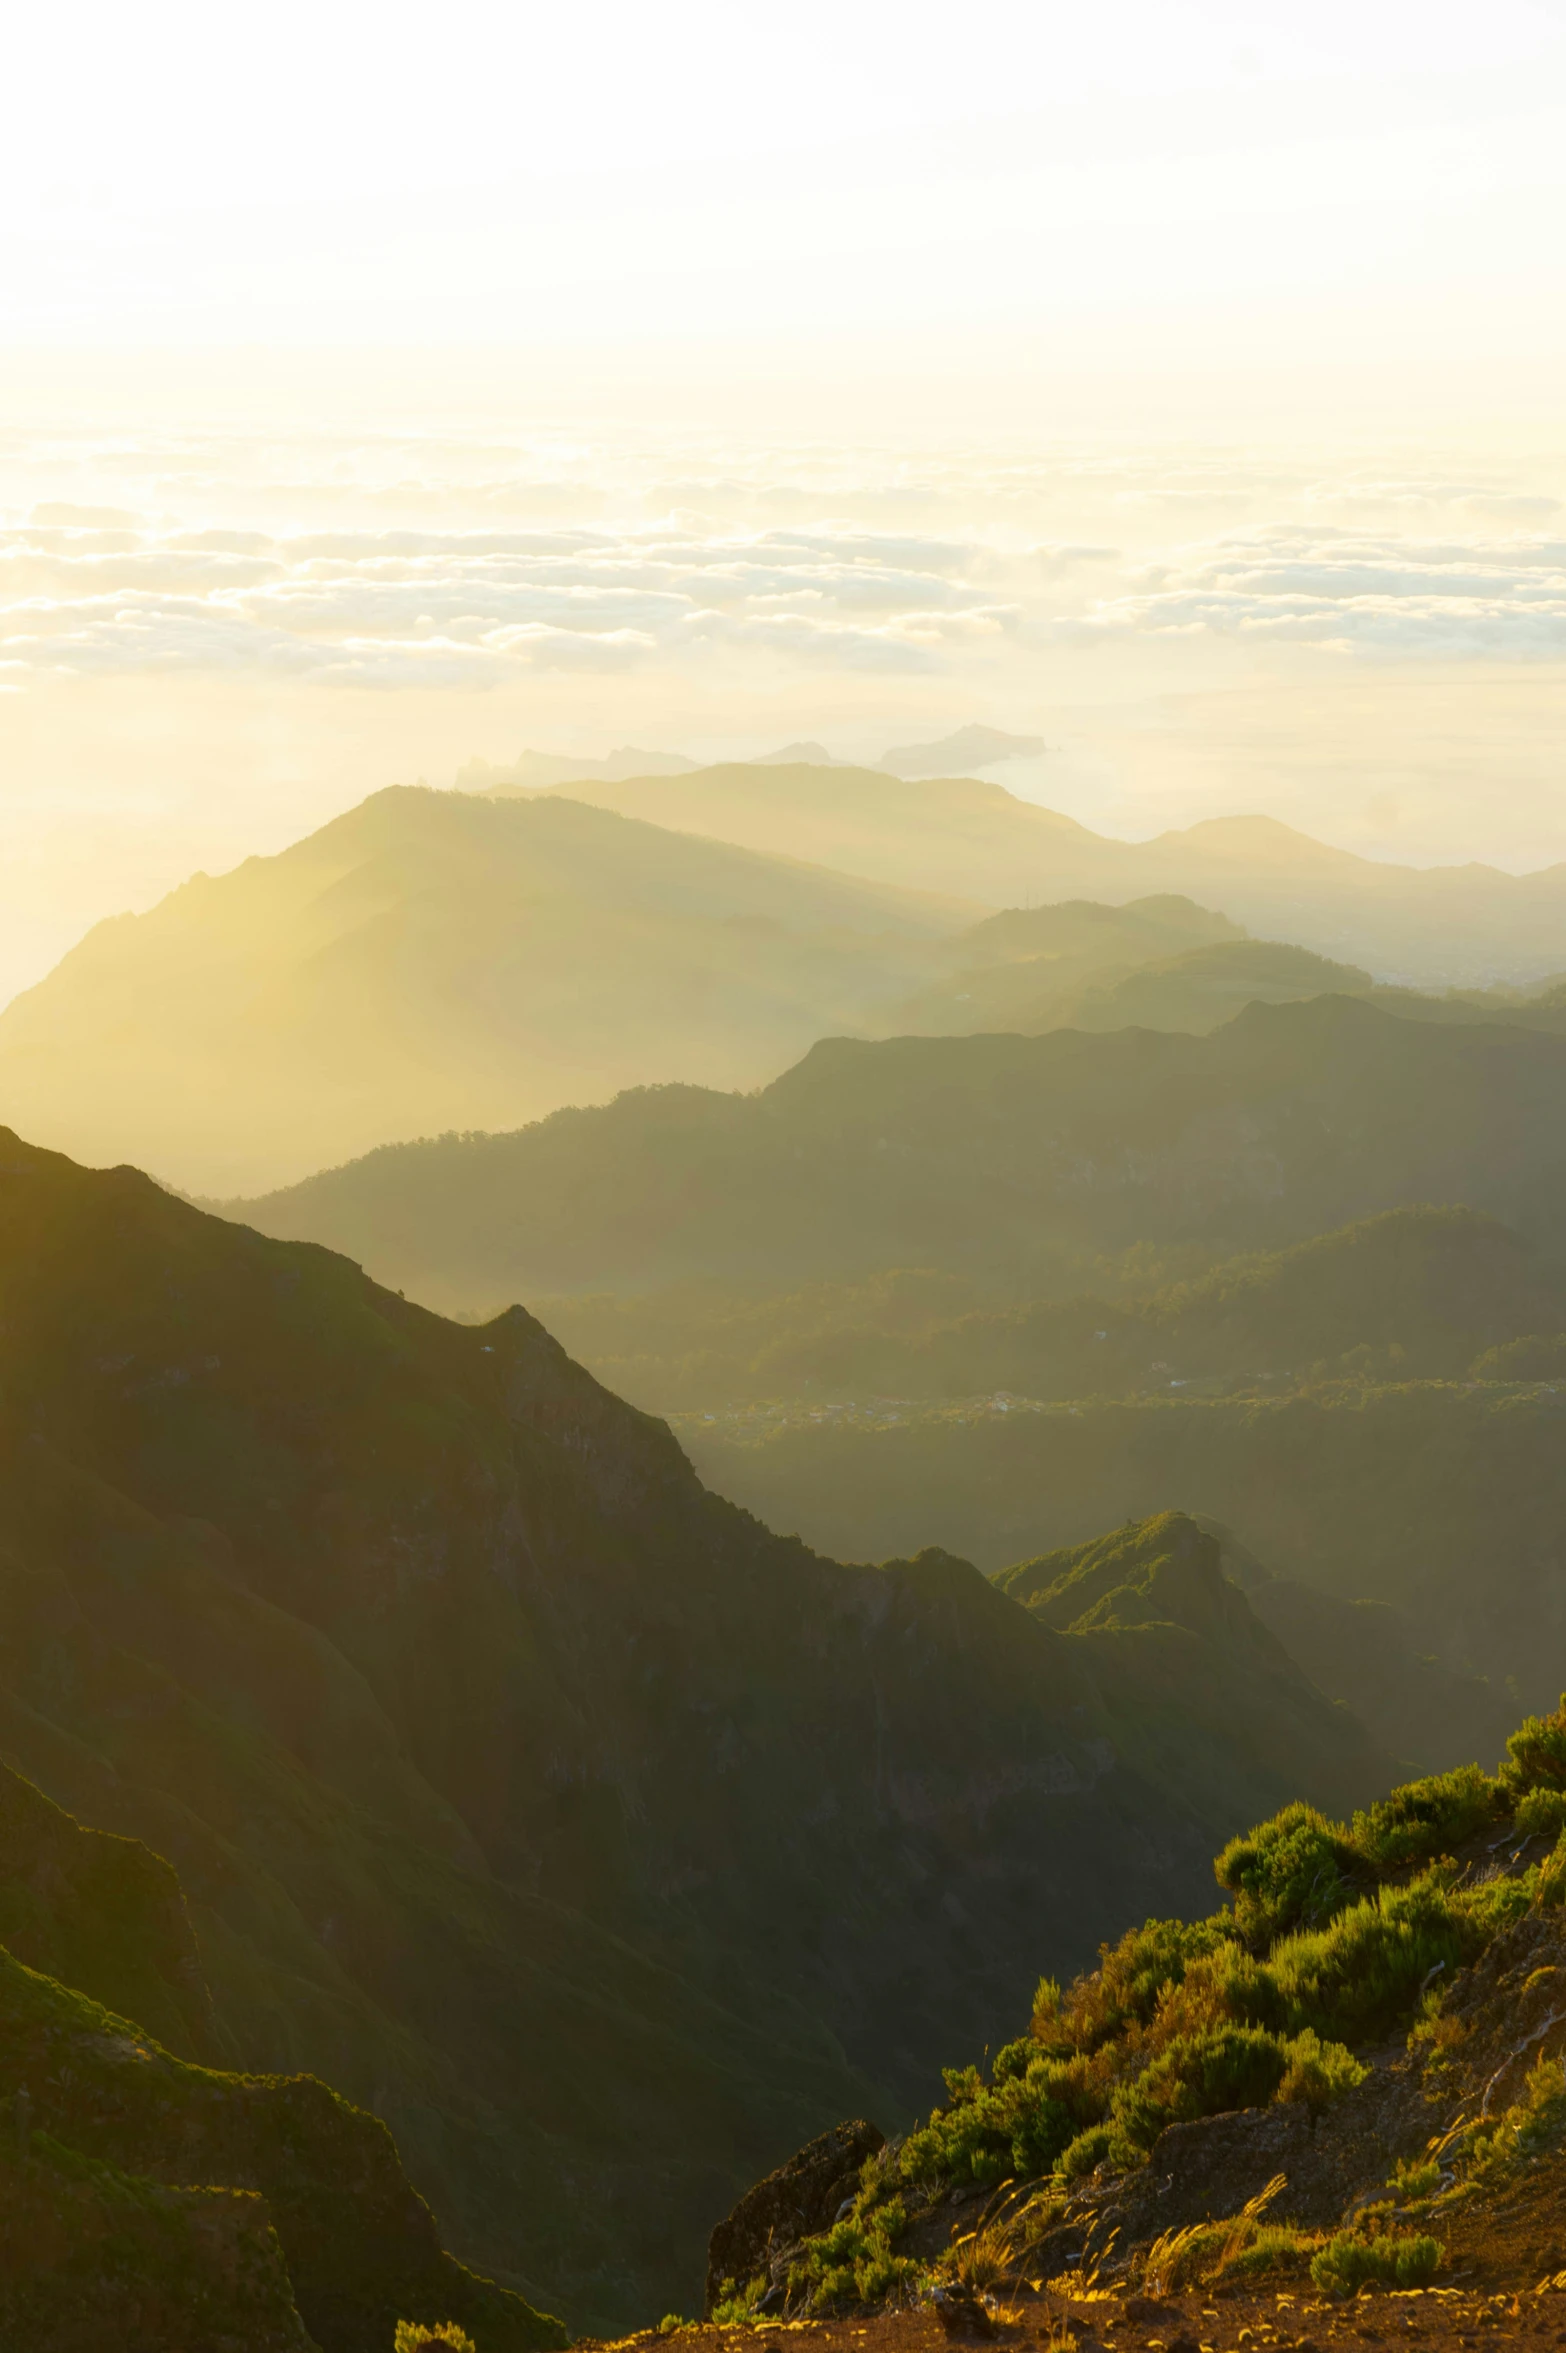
[3,0,1565,1003]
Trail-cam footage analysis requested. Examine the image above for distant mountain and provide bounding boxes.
[457,744,699,789]
[752,739,845,766]
[0,786,971,1194]
[235,997,1566,1318]
[484,760,1566,985]
[890,926,1374,1038]
[0,1127,1395,2322]
[885,893,1246,1032]
[879,723,1046,778]
[990,1511,1399,1809]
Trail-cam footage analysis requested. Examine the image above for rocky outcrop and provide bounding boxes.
[706,2120,886,2315]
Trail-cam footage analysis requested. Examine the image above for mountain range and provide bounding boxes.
[482,760,1566,986]
[234,996,1566,1317]
[9,770,1566,1199]
[0,1125,1401,2326]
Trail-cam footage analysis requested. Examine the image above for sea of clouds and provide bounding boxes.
[3,430,1565,692]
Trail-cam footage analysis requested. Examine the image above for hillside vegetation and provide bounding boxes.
[0,1127,1400,2324]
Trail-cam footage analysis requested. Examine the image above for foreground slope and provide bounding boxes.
[0,1128,1394,2322]
[237,998,1566,1316]
[489,762,1566,984]
[0,786,971,1193]
[691,1698,1566,2327]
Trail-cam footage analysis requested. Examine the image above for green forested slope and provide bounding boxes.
[237,999,1566,1316]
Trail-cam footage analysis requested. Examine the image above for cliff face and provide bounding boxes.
[0,1129,1390,2323]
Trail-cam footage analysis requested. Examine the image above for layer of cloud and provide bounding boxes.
[6,428,1566,687]
[1071,526,1566,657]
[0,515,1013,685]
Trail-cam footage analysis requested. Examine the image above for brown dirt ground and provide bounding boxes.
[580,2280,1566,2353]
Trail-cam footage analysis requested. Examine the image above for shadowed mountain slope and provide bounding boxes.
[991,1513,1395,1818]
[236,998,1566,1319]
[0,786,973,1194]
[0,1761,561,2352]
[483,762,1566,985]
[0,1126,1394,2323]
[683,1376,1565,1747]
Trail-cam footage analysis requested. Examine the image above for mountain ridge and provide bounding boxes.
[0,1122,1398,2321]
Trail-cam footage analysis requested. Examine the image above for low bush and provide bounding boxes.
[1515,1788,1566,1842]
[1216,1804,1358,1943]
[785,2202,921,2314]
[1276,2027,1369,2109]
[1109,2025,1291,2152]
[1503,1698,1566,1799]
[1146,2215,1318,2293]
[1309,2231,1441,2296]
[1350,1766,1502,1873]
[1033,1915,1237,2053]
[395,2328,476,2353]
[902,2049,1108,2185]
[1265,1872,1478,2043]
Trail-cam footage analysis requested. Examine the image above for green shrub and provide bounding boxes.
[395,2327,477,2353]
[904,2050,1104,2184]
[1217,2224,1318,2283]
[1109,2026,1291,2152]
[1515,1787,1566,1842]
[1147,2216,1318,2292]
[1350,1766,1501,1873]
[1276,2028,1368,2109]
[1055,2124,1115,2180]
[1216,1804,1357,1943]
[1266,1872,1476,2043]
[786,2202,921,2314]
[1038,1914,1238,2052]
[1503,1697,1566,1798]
[1309,2232,1440,2296]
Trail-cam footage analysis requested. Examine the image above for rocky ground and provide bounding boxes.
[580,2274,1566,2353]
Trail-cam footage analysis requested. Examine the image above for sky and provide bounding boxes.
[2,0,1565,1003]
